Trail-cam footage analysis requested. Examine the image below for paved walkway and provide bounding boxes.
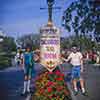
[0,63,100,100]
[60,63,100,100]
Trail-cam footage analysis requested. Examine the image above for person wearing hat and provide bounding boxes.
[62,46,87,96]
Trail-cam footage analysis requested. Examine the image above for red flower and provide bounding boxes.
[56,77,63,81]
[47,81,54,86]
[47,87,52,93]
[48,71,53,75]
[55,70,61,75]
[60,73,64,77]
[57,86,63,91]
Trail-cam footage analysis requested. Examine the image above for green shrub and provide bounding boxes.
[0,55,12,70]
[0,36,16,70]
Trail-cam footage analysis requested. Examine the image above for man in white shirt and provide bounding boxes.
[62,46,87,96]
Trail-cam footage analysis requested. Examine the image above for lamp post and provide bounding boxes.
[47,0,55,25]
[40,0,61,72]
[40,0,61,26]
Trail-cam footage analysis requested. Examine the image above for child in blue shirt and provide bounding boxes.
[21,46,35,96]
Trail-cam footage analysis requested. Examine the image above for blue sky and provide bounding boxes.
[0,0,75,38]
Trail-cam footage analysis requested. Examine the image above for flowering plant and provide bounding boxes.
[32,68,72,100]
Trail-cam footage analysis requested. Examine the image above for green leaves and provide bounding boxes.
[65,25,71,32]
[33,69,72,100]
[18,34,40,50]
[0,36,16,69]
[62,0,99,40]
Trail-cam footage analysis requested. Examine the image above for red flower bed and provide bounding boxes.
[32,68,72,100]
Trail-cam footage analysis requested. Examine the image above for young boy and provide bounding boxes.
[62,46,87,96]
[21,46,35,96]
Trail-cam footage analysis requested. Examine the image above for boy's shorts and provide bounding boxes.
[24,64,32,77]
[72,65,81,79]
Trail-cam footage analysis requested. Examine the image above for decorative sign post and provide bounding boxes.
[40,26,60,72]
[40,0,61,72]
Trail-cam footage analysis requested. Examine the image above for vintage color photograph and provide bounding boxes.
[0,0,100,100]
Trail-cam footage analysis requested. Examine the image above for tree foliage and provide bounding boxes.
[62,0,100,38]
[17,34,40,50]
[1,37,16,52]
[61,35,97,51]
[0,36,16,69]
